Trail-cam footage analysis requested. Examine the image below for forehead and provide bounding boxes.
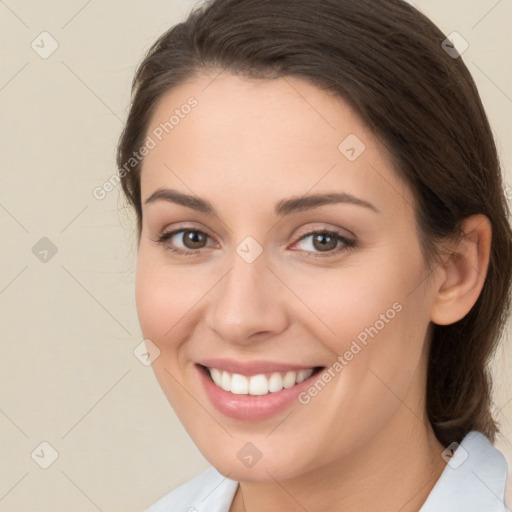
[140,72,413,217]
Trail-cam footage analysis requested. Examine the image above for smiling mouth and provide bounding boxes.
[199,364,324,396]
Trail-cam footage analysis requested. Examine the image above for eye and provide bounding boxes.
[153,228,215,255]
[291,230,356,256]
[152,227,356,258]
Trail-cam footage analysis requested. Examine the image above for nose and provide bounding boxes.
[204,254,289,345]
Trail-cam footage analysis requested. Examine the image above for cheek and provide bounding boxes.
[135,249,199,408]
[284,253,431,456]
[286,252,425,352]
[134,247,194,346]
[135,260,168,342]
[284,245,432,417]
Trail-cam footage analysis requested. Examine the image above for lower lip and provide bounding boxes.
[197,365,321,421]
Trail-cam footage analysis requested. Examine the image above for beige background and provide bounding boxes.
[0,1,511,510]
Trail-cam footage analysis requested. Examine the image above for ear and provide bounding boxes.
[430,214,492,326]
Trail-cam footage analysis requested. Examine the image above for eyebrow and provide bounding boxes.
[144,188,379,216]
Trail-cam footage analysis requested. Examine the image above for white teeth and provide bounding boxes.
[297,369,313,383]
[248,374,269,396]
[221,371,231,392]
[207,367,315,395]
[230,374,248,394]
[282,371,297,388]
[268,372,284,392]
[210,368,222,387]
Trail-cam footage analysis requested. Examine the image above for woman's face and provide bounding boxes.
[136,72,440,481]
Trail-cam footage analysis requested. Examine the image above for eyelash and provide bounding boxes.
[152,227,356,258]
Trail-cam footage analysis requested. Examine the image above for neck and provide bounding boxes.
[230,408,447,512]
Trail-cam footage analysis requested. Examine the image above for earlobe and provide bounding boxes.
[430,214,492,326]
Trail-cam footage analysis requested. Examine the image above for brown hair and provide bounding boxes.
[116,0,512,446]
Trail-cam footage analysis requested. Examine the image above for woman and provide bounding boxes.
[116,0,511,510]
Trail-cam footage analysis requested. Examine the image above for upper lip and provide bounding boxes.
[197,358,322,376]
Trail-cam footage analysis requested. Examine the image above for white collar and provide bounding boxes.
[419,430,509,511]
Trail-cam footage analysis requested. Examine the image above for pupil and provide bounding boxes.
[184,231,206,249]
[313,233,337,251]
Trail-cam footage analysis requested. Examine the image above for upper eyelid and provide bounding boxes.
[159,220,354,238]
[159,222,217,239]
[295,225,354,240]
[160,225,219,245]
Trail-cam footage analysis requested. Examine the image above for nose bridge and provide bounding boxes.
[206,249,288,343]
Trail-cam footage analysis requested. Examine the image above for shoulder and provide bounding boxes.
[144,466,239,512]
[420,430,510,512]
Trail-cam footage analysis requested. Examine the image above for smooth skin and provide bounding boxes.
[135,72,491,512]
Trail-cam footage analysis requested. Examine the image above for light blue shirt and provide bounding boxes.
[145,431,509,512]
